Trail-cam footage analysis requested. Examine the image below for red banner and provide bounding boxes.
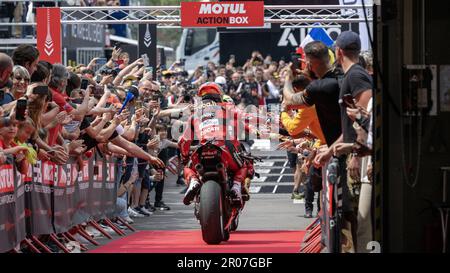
[36,8,61,64]
[181,1,264,28]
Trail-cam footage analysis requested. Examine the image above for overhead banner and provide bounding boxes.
[37,7,62,64]
[181,1,264,28]
[138,24,157,79]
[339,0,373,50]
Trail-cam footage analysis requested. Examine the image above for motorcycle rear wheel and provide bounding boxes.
[199,181,225,245]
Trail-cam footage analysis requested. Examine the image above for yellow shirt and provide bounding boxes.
[281,106,327,146]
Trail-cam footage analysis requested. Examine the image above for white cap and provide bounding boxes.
[215,76,227,85]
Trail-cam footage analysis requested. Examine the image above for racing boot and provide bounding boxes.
[183,178,201,205]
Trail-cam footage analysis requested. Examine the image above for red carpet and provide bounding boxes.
[89,230,305,253]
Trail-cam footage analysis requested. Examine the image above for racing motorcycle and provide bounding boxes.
[189,140,262,245]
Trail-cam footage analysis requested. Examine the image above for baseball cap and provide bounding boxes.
[335,31,361,51]
[215,76,227,85]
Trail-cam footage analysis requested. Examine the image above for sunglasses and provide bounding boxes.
[15,76,30,83]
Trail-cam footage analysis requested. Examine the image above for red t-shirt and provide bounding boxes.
[51,88,74,113]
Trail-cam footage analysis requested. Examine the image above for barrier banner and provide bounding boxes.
[15,162,29,249]
[89,156,104,219]
[27,161,54,236]
[0,153,118,252]
[53,162,77,234]
[0,158,24,253]
[71,159,92,225]
[102,157,117,219]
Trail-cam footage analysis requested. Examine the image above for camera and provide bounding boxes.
[100,68,118,77]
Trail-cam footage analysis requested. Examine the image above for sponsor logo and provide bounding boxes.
[143,24,152,47]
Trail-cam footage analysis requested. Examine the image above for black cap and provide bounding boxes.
[335,31,361,51]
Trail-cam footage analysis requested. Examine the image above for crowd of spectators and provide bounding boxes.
[0,29,373,253]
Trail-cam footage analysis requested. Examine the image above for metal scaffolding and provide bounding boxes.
[0,5,373,28]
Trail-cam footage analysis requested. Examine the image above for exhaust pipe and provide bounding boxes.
[195,164,204,174]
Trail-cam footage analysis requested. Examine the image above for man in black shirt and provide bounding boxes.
[282,41,342,146]
[283,41,353,214]
[314,31,373,182]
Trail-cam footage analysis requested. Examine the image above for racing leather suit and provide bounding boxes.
[178,101,255,188]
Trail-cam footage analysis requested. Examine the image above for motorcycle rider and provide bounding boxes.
[178,82,255,206]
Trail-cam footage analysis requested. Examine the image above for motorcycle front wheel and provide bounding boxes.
[199,181,225,245]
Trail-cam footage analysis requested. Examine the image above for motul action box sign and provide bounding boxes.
[37,8,61,64]
[181,1,264,27]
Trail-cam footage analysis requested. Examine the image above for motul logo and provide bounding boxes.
[181,1,263,28]
[199,3,247,15]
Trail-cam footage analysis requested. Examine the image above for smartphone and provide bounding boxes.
[230,54,235,60]
[95,75,102,83]
[15,99,27,121]
[291,53,302,73]
[341,94,357,109]
[141,54,150,67]
[33,85,49,95]
[81,78,89,90]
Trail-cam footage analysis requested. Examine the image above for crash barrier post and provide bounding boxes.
[0,151,124,253]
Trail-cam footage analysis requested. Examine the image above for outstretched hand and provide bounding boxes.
[149,156,165,169]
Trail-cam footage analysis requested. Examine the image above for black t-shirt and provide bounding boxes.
[303,70,342,145]
[339,64,373,143]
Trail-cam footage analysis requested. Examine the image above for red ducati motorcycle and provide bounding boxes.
[189,140,261,244]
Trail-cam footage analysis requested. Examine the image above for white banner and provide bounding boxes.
[339,0,373,51]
